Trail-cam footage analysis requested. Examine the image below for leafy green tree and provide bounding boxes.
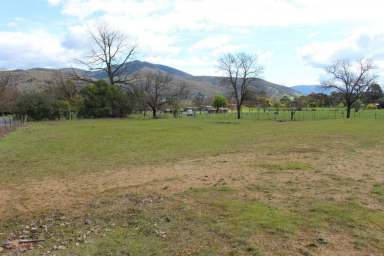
[212,95,227,112]
[79,80,132,118]
[256,97,272,112]
[15,92,61,121]
[363,83,383,103]
[279,96,291,107]
[306,93,331,108]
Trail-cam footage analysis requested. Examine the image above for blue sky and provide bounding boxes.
[0,0,383,86]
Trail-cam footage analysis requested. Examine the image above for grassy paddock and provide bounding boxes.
[198,109,384,121]
[1,118,383,183]
[1,118,384,255]
[142,108,384,121]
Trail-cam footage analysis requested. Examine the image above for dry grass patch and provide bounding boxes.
[259,161,313,171]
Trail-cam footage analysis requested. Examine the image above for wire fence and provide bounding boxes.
[147,109,384,121]
[0,116,25,137]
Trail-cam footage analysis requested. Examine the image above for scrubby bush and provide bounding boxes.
[15,91,62,121]
[366,103,377,110]
[78,80,132,118]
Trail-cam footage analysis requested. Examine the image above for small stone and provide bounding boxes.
[317,238,329,245]
[306,243,318,248]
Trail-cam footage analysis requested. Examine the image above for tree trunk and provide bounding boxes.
[108,72,114,85]
[290,111,295,121]
[152,108,157,119]
[173,109,177,118]
[236,105,241,119]
[346,105,351,119]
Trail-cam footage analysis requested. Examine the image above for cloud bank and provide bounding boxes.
[0,0,383,84]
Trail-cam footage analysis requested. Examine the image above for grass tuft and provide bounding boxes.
[260,161,313,171]
[372,183,384,196]
[214,200,299,235]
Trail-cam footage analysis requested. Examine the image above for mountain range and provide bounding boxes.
[1,61,302,99]
[291,85,334,95]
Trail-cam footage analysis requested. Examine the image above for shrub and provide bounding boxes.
[78,80,132,118]
[15,91,62,121]
[366,103,377,110]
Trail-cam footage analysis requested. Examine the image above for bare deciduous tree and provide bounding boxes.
[0,72,17,114]
[138,71,174,119]
[167,80,189,118]
[218,53,263,119]
[52,71,81,119]
[76,24,136,86]
[322,59,377,118]
[53,71,79,101]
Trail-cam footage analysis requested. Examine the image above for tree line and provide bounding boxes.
[0,24,382,120]
[256,84,383,111]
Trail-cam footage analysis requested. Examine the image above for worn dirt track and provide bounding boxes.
[1,148,383,255]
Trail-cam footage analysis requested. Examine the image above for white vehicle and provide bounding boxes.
[182,109,194,116]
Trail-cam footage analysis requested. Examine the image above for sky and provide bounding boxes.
[0,0,383,86]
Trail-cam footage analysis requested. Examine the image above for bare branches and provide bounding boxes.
[135,71,174,118]
[218,52,263,119]
[77,24,137,86]
[322,59,377,118]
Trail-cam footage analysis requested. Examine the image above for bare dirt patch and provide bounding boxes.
[1,147,384,255]
[0,127,13,139]
[2,147,383,219]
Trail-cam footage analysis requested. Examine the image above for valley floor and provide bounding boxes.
[0,119,383,255]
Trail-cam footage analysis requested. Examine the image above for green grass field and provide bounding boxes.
[149,108,384,121]
[1,118,383,182]
[1,118,384,255]
[204,109,384,120]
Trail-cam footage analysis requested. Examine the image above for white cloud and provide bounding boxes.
[46,0,384,75]
[190,36,231,51]
[0,31,78,69]
[300,30,384,67]
[54,0,384,29]
[299,28,384,84]
[189,35,244,57]
[47,0,62,6]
